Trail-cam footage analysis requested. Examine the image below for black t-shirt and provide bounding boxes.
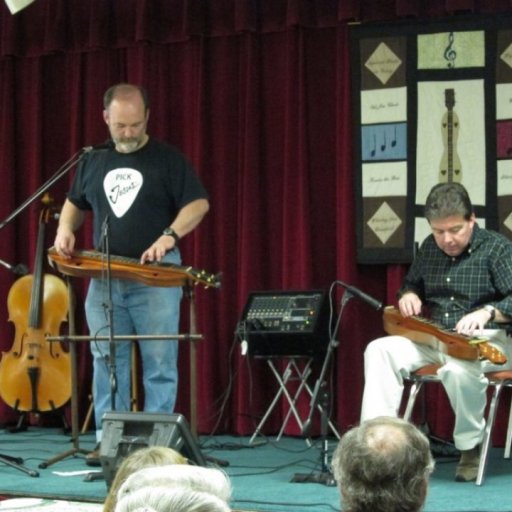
[68,138,208,258]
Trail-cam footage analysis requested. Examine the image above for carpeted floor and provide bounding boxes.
[0,499,102,511]
[0,427,511,512]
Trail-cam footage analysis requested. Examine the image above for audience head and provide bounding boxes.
[114,464,232,512]
[103,446,187,512]
[114,486,231,512]
[331,416,434,512]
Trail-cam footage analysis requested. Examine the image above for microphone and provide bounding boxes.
[96,214,110,252]
[82,141,113,152]
[0,260,29,276]
[13,263,29,276]
[339,281,383,310]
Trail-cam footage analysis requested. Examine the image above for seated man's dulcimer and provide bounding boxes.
[47,247,221,289]
[383,306,506,365]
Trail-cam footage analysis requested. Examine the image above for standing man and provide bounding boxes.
[361,182,512,482]
[331,417,434,512]
[54,83,209,465]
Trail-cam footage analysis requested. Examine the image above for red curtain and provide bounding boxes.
[0,0,510,442]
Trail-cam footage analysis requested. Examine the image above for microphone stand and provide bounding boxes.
[291,285,351,486]
[100,214,118,412]
[0,258,28,276]
[0,147,94,476]
[78,215,117,482]
[293,280,382,486]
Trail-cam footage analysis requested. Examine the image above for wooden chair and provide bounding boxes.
[402,364,512,485]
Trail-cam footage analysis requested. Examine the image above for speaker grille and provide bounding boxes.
[99,412,205,487]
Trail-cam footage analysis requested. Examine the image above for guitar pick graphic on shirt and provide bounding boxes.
[104,168,143,217]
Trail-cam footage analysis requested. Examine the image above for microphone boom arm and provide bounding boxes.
[336,280,383,311]
[0,147,91,232]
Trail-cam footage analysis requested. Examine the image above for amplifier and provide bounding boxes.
[240,290,329,357]
[99,412,205,487]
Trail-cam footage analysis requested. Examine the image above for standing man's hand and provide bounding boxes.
[140,236,177,264]
[53,199,84,259]
[54,228,76,258]
[140,198,209,264]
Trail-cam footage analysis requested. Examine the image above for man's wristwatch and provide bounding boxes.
[483,304,496,322]
[162,227,180,244]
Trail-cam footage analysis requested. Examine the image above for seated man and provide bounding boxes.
[361,182,512,481]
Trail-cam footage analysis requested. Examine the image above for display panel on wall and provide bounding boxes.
[350,14,512,264]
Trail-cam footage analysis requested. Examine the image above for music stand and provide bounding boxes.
[41,257,209,469]
[42,332,202,469]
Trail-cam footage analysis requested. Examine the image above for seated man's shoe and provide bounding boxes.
[455,445,480,482]
[85,444,101,467]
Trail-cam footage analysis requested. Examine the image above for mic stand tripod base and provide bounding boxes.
[38,445,90,469]
[0,453,39,477]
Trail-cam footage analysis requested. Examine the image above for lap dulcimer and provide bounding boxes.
[382,305,506,364]
[47,247,221,289]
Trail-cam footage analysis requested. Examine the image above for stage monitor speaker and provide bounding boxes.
[99,412,205,487]
[241,289,329,357]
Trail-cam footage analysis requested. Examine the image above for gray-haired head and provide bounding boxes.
[116,464,232,505]
[331,416,434,512]
[114,486,231,512]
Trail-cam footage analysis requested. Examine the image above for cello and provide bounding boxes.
[0,196,71,413]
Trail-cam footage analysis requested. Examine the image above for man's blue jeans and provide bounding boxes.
[85,251,182,440]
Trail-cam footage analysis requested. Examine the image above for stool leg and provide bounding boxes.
[476,381,503,486]
[504,384,512,459]
[276,362,311,441]
[249,361,292,445]
[403,380,424,421]
[81,394,94,434]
